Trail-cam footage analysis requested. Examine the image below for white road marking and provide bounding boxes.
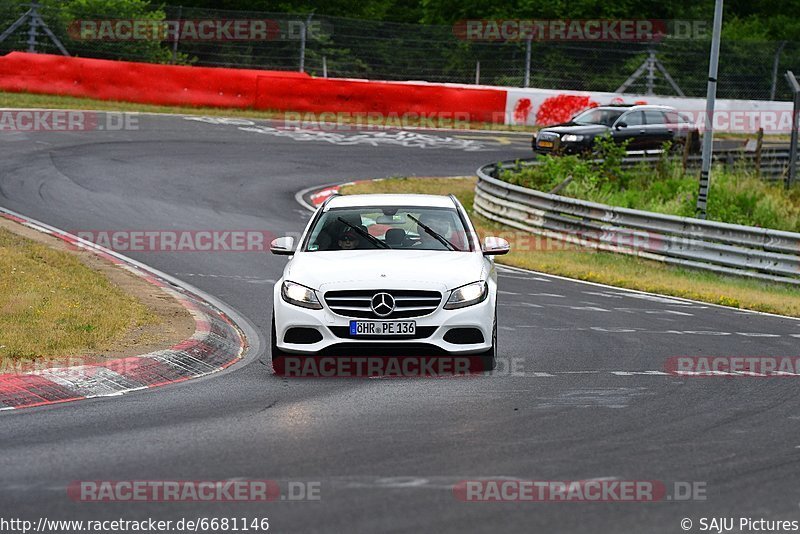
[680,331,732,336]
[736,332,782,337]
[613,308,694,316]
[610,371,669,376]
[497,264,800,322]
[174,272,274,283]
[582,291,624,299]
[528,293,566,298]
[624,293,694,305]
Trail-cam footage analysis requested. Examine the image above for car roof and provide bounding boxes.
[593,104,676,112]
[324,193,456,210]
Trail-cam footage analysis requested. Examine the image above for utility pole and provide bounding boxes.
[785,71,799,190]
[769,41,786,100]
[171,5,182,64]
[523,36,531,87]
[696,0,724,219]
[646,49,656,95]
[299,13,314,73]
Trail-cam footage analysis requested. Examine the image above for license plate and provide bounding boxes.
[538,140,554,148]
[350,320,416,336]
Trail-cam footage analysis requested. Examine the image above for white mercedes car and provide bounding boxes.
[270,193,509,370]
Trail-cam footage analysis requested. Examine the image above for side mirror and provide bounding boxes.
[615,121,627,129]
[482,236,510,256]
[270,236,295,255]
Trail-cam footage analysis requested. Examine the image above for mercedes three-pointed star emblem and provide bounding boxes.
[370,292,395,317]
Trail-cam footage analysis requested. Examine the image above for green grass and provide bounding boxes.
[0,227,157,360]
[503,146,800,232]
[340,176,800,318]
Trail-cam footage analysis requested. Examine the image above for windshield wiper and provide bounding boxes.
[336,217,389,249]
[407,215,459,251]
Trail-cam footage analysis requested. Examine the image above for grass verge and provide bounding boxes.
[0,220,193,363]
[339,176,800,318]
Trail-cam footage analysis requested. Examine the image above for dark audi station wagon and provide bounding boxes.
[533,104,700,155]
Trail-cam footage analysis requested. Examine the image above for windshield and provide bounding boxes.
[304,206,471,251]
[572,108,626,126]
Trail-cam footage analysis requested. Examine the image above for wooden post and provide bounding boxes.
[682,132,692,171]
[754,127,763,178]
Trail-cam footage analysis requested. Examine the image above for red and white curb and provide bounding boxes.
[0,207,249,411]
[295,179,382,211]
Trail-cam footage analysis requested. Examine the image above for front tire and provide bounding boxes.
[476,314,497,371]
[271,312,286,366]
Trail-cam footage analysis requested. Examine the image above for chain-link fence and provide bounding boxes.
[0,1,797,101]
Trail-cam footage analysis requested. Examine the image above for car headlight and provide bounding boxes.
[444,281,488,310]
[561,134,584,142]
[281,281,322,310]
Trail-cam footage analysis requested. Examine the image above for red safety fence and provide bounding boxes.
[0,52,507,123]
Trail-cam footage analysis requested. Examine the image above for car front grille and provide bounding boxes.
[324,289,442,319]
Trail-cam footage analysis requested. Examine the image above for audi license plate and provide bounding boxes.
[538,140,554,148]
[350,320,416,336]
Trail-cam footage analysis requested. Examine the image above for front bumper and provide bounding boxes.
[273,287,495,355]
[533,139,591,155]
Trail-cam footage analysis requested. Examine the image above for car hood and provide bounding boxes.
[540,123,610,136]
[284,250,488,292]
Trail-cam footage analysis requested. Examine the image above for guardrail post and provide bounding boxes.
[682,131,692,170]
[755,128,763,178]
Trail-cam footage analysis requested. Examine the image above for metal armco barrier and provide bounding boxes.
[647,150,796,181]
[475,159,800,285]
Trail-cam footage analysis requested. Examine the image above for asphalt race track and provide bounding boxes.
[1,114,800,533]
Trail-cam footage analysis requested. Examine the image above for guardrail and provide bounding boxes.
[474,159,800,285]
[620,146,797,180]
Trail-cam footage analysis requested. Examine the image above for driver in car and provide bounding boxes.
[338,228,361,250]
